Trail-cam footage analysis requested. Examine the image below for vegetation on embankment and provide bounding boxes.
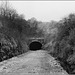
[49,14,75,74]
[0,3,44,62]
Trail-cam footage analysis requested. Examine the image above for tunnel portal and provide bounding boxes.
[29,41,42,51]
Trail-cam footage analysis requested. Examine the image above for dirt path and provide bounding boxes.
[0,50,69,75]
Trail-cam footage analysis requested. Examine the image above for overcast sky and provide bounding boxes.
[1,1,75,22]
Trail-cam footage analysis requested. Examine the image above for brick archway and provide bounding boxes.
[26,37,45,50]
[27,37,45,45]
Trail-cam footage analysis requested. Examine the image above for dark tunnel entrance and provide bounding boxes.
[29,41,42,51]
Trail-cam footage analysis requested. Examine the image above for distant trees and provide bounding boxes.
[27,17,44,37]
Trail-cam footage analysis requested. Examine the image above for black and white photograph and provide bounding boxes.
[0,0,74,75]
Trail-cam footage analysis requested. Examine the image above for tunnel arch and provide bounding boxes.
[29,41,42,51]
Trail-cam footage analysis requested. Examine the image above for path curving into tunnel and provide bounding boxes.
[29,41,42,51]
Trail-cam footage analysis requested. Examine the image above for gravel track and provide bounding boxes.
[0,50,69,75]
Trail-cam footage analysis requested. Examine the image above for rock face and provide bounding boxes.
[0,50,69,75]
